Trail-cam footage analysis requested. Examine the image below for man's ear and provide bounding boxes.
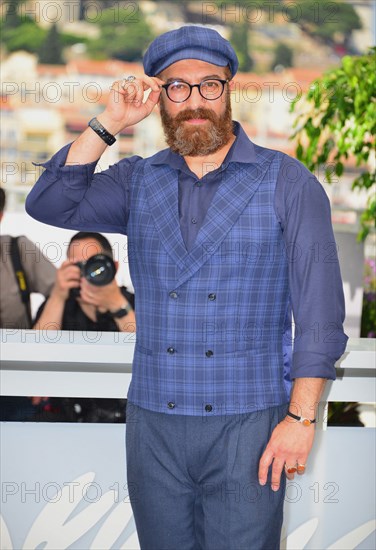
[229,79,236,92]
[114,260,119,272]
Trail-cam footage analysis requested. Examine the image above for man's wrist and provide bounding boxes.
[88,118,116,146]
[96,114,126,137]
[286,411,316,427]
[50,286,69,302]
[107,301,131,319]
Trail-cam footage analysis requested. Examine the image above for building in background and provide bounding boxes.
[1,1,374,336]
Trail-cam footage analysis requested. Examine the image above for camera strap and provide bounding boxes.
[10,236,32,326]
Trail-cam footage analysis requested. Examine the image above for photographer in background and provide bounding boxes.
[33,231,135,332]
[30,231,135,423]
[1,187,56,421]
[0,187,56,329]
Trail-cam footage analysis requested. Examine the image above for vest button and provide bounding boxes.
[167,347,176,354]
[208,293,216,301]
[169,291,178,299]
[205,350,214,358]
[205,404,213,412]
[167,402,176,409]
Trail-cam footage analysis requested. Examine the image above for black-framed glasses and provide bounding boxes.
[161,79,229,103]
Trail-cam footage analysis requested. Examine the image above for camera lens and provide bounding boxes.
[83,254,116,286]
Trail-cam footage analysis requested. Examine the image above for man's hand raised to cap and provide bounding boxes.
[97,75,164,136]
[65,75,164,166]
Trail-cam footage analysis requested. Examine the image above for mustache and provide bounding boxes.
[174,108,218,124]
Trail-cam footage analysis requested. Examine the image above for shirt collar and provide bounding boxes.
[150,122,258,167]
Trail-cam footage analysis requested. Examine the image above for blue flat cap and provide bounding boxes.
[143,25,239,77]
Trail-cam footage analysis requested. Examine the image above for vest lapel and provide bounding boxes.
[144,163,188,270]
[143,154,274,284]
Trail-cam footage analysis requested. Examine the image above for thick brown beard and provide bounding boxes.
[159,95,234,157]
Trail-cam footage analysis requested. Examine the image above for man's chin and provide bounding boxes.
[176,131,213,155]
[175,138,230,157]
[161,106,233,156]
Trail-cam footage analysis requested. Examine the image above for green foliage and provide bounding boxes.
[272,43,293,70]
[285,0,362,44]
[0,17,46,53]
[291,48,376,240]
[86,8,155,62]
[230,21,253,72]
[2,0,24,28]
[0,4,86,58]
[186,0,361,47]
[59,32,89,49]
[38,23,64,65]
[206,0,361,43]
[360,258,376,338]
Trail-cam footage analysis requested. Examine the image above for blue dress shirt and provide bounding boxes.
[26,122,348,416]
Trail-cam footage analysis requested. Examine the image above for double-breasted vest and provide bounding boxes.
[127,145,291,416]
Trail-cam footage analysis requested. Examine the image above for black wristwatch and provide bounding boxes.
[107,302,131,319]
[88,117,116,146]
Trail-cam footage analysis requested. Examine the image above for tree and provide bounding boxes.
[86,7,155,62]
[0,19,46,54]
[0,6,87,57]
[272,43,293,70]
[38,23,64,64]
[230,21,253,72]
[173,0,362,51]
[286,0,362,49]
[2,0,24,28]
[290,48,376,240]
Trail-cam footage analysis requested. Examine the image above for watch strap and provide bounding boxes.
[286,411,316,426]
[88,117,116,146]
[107,302,131,319]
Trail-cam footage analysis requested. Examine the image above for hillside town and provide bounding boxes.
[0,0,375,336]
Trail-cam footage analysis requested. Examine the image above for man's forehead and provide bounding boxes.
[161,59,227,79]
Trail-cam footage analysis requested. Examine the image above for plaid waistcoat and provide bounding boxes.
[127,145,290,416]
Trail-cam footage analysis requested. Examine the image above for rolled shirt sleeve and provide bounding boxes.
[275,156,348,380]
[25,143,139,234]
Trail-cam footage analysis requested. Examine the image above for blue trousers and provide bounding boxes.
[126,403,287,550]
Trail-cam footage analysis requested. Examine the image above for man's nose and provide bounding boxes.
[185,85,206,108]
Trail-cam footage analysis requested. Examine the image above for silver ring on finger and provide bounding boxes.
[121,75,136,89]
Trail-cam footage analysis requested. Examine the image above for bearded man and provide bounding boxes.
[26,26,347,550]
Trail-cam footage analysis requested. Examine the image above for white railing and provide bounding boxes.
[1,331,375,550]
